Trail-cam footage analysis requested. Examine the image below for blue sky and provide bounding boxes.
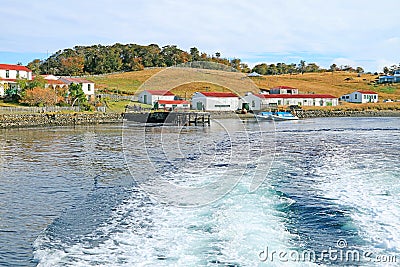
[1,0,400,72]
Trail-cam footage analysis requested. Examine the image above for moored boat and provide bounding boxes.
[255,111,299,121]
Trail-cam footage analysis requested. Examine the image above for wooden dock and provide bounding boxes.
[124,111,210,126]
[170,112,210,126]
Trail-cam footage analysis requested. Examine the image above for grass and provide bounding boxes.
[301,101,400,111]
[85,68,163,95]
[85,69,398,100]
[171,82,230,99]
[379,86,397,94]
[0,101,23,107]
[83,69,400,111]
[104,100,152,113]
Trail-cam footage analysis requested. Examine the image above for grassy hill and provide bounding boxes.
[87,69,400,110]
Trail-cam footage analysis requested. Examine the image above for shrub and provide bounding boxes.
[21,87,59,106]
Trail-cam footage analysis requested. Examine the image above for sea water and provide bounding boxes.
[0,117,399,266]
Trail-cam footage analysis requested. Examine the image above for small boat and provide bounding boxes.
[255,111,299,121]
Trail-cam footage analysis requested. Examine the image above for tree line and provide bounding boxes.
[27,43,251,76]
[27,42,371,76]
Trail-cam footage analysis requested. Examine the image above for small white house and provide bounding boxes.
[0,63,33,97]
[59,77,95,100]
[269,86,299,95]
[39,74,67,90]
[340,90,378,103]
[41,74,58,80]
[192,92,239,111]
[156,100,190,110]
[243,92,338,110]
[138,90,175,106]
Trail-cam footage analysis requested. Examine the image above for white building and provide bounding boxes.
[156,100,190,110]
[138,90,175,106]
[0,64,33,97]
[269,86,299,95]
[59,77,95,100]
[40,74,67,90]
[243,92,338,110]
[340,90,378,103]
[192,92,239,111]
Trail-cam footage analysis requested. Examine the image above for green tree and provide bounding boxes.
[330,63,338,72]
[27,59,42,75]
[230,58,242,71]
[68,83,87,106]
[190,47,200,61]
[383,66,389,75]
[356,67,364,73]
[298,60,306,74]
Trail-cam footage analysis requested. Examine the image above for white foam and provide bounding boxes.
[313,136,400,258]
[34,178,322,266]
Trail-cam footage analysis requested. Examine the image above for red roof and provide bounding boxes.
[271,86,297,89]
[158,100,189,105]
[254,94,337,99]
[0,78,17,82]
[46,80,66,85]
[357,90,378,94]
[146,90,175,96]
[200,92,238,97]
[60,77,93,84]
[0,64,31,72]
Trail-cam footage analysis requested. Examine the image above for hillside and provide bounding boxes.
[87,69,400,101]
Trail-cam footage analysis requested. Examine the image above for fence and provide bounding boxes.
[0,106,81,114]
[97,94,137,101]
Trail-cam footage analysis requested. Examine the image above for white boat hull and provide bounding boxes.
[255,112,299,121]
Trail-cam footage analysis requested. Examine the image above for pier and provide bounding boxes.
[123,111,210,126]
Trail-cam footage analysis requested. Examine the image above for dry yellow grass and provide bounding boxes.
[171,82,230,99]
[250,71,399,100]
[87,69,400,105]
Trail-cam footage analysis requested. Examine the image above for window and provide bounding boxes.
[6,70,9,78]
[374,95,377,99]
[214,104,230,107]
[355,94,357,99]
[88,84,91,91]
[16,70,20,78]
[252,100,255,107]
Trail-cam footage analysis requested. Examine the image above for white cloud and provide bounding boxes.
[1,0,400,71]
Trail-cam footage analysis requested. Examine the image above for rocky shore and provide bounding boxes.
[1,110,399,129]
[293,109,400,118]
[0,113,123,129]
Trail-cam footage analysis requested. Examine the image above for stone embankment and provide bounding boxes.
[293,109,400,118]
[0,113,123,128]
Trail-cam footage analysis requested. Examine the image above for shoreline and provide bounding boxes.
[0,110,399,129]
[0,113,123,129]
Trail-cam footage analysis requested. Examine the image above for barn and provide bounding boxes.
[191,92,239,111]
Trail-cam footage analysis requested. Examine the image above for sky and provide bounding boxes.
[1,0,400,72]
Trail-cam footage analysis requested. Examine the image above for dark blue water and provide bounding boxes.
[0,117,399,266]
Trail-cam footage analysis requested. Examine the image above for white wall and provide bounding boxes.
[254,96,338,107]
[341,92,378,103]
[243,93,262,110]
[192,93,239,111]
[138,91,175,105]
[0,69,32,80]
[81,82,95,96]
[0,84,4,97]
